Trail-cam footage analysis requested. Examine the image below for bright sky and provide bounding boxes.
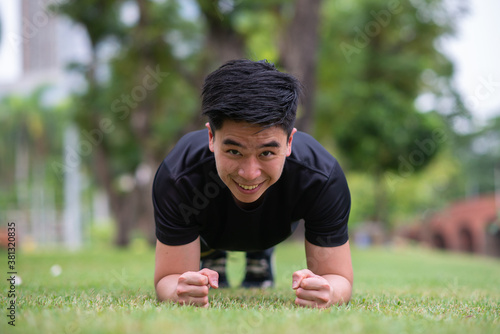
[1,0,499,122]
[441,0,500,122]
[0,0,22,83]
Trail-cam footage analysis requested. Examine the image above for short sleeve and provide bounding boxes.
[303,163,351,247]
[152,161,200,246]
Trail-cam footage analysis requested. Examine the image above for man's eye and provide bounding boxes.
[227,149,240,155]
[261,151,274,157]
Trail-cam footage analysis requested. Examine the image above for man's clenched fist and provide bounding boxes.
[176,268,219,307]
[292,269,334,309]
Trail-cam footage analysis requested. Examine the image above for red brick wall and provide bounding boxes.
[421,194,499,256]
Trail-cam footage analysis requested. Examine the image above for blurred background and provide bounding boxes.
[0,0,499,256]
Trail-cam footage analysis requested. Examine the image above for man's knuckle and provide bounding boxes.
[318,295,330,303]
[176,285,187,295]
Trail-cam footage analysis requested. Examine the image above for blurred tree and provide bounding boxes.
[279,0,322,132]
[314,0,467,226]
[52,0,326,246]
[51,0,469,244]
[54,0,195,246]
[196,0,245,62]
[0,87,69,242]
[453,115,500,196]
[225,0,323,132]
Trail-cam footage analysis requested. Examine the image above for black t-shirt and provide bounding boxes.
[152,129,351,251]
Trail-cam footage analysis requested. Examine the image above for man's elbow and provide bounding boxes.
[154,274,180,303]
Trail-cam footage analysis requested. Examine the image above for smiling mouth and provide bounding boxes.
[238,183,259,190]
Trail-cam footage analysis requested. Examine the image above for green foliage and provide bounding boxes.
[452,116,500,195]
[2,242,499,333]
[386,147,463,222]
[348,146,464,228]
[316,0,461,175]
[1,0,479,240]
[51,0,126,47]
[311,0,469,224]
[0,87,70,216]
[55,0,205,180]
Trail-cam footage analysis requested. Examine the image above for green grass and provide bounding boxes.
[1,242,499,334]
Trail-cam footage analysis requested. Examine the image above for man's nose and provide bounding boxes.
[238,156,262,181]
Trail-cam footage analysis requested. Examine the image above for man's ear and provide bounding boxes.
[286,128,297,157]
[206,122,215,152]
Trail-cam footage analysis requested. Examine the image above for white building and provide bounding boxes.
[0,0,90,97]
[0,0,95,249]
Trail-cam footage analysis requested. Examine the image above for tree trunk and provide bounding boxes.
[373,170,389,231]
[279,0,322,134]
[197,0,246,64]
[92,143,128,246]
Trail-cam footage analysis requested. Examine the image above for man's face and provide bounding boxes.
[207,120,296,206]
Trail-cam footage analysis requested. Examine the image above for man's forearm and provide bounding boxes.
[322,274,352,306]
[155,274,181,302]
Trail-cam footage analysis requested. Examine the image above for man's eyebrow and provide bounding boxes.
[259,141,281,149]
[222,139,281,149]
[222,139,245,148]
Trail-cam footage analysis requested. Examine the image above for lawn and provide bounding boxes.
[1,241,499,334]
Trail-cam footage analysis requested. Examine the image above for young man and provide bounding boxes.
[153,59,352,308]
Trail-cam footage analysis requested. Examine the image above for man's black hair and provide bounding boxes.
[201,59,301,137]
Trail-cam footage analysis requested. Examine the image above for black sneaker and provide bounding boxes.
[200,250,229,288]
[241,256,274,289]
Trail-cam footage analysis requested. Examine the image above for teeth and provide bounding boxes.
[238,183,258,190]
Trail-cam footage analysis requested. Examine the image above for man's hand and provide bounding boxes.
[292,269,334,309]
[176,268,219,307]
